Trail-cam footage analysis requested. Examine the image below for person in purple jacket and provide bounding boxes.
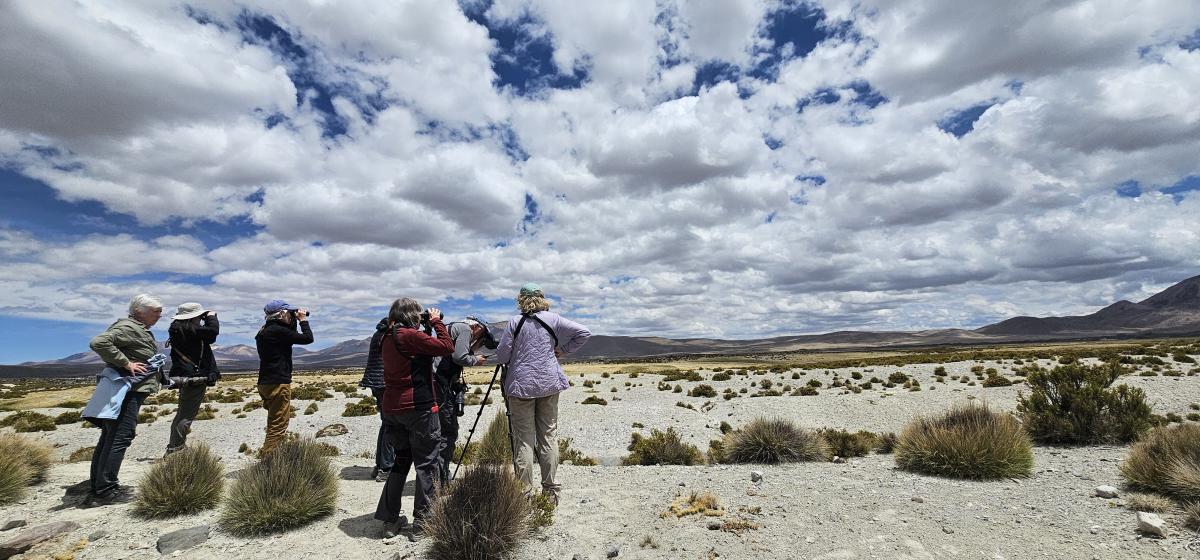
[494,283,591,505]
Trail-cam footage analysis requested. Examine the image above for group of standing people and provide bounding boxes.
[78,283,591,544]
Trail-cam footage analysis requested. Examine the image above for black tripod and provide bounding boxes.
[451,364,518,480]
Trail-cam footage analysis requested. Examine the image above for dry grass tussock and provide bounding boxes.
[133,444,223,518]
[721,418,830,464]
[426,465,531,560]
[663,491,724,518]
[1184,501,1200,532]
[1124,493,1176,513]
[220,438,338,535]
[895,403,1033,480]
[0,433,53,505]
[1120,423,1200,503]
[472,411,514,467]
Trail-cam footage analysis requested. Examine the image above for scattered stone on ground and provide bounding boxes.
[157,525,211,554]
[0,521,80,559]
[750,470,763,483]
[606,544,620,557]
[1136,512,1166,537]
[0,521,25,532]
[316,423,349,437]
[1094,485,1119,498]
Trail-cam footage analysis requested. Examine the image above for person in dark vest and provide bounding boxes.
[374,298,452,541]
[165,302,221,455]
[360,317,397,482]
[255,299,313,455]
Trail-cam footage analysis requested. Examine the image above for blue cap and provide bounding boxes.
[264,299,297,314]
[519,283,543,297]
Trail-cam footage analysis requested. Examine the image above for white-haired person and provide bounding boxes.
[494,283,591,505]
[81,293,165,506]
[164,303,221,455]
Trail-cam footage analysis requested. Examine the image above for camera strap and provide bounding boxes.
[512,312,559,349]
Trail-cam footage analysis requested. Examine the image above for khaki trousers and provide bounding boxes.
[258,383,292,455]
[508,393,560,492]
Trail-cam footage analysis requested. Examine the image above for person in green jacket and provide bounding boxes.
[85,293,163,506]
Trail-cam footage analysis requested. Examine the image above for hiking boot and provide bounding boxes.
[540,488,560,507]
[82,489,134,507]
[381,515,408,538]
[407,521,425,543]
[375,469,390,483]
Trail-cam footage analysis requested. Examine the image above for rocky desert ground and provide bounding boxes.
[1,342,1199,559]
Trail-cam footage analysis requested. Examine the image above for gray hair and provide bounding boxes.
[388,298,422,329]
[128,293,163,316]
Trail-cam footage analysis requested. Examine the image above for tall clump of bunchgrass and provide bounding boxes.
[0,433,54,505]
[895,403,1033,480]
[220,438,338,535]
[721,418,830,464]
[474,411,514,467]
[1120,423,1200,504]
[426,465,531,560]
[133,444,223,518]
[1017,360,1153,444]
[621,427,704,466]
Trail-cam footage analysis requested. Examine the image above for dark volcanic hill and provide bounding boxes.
[976,274,1200,336]
[8,274,1199,378]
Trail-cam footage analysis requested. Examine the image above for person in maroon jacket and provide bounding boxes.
[373,297,453,541]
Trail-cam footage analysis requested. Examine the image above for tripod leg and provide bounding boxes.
[452,364,502,481]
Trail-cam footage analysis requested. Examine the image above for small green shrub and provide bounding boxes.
[341,398,376,417]
[688,384,717,398]
[55,400,88,408]
[662,371,702,383]
[982,375,1013,388]
[1120,424,1200,503]
[68,446,95,462]
[558,438,597,466]
[622,428,703,466]
[220,439,338,535]
[0,411,56,432]
[54,411,82,425]
[895,403,1033,480]
[874,432,898,454]
[426,466,531,558]
[711,372,731,381]
[291,385,333,401]
[721,418,830,464]
[304,402,318,415]
[194,404,218,421]
[243,400,263,412]
[133,444,224,518]
[1017,361,1153,444]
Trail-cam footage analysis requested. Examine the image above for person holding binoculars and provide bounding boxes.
[164,302,221,455]
[374,298,453,541]
[433,315,499,484]
[255,299,313,455]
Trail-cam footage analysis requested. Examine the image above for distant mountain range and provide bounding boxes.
[5,274,1199,378]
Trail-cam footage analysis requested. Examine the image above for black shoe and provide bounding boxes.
[382,516,408,539]
[407,521,425,542]
[375,469,390,483]
[82,490,134,507]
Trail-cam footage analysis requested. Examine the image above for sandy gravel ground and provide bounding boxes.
[1,357,1198,559]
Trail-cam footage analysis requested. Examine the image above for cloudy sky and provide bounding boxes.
[1,0,1199,363]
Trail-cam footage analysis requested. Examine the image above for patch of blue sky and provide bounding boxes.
[0,169,263,249]
[937,102,995,138]
[1114,176,1200,202]
[0,315,112,364]
[796,175,826,185]
[748,2,833,81]
[1182,29,1200,51]
[418,121,529,162]
[765,211,778,223]
[462,4,587,96]
[234,11,386,137]
[609,275,635,285]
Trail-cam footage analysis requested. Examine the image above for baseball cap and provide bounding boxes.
[264,299,298,314]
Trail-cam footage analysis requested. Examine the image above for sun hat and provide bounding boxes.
[263,299,297,314]
[519,283,543,297]
[465,316,499,349]
[172,302,208,320]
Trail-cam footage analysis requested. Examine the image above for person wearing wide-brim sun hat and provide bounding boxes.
[164,302,221,455]
[494,283,591,505]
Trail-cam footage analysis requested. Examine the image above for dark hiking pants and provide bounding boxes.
[438,403,459,484]
[374,409,443,525]
[166,384,205,453]
[89,391,148,497]
[370,387,396,473]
